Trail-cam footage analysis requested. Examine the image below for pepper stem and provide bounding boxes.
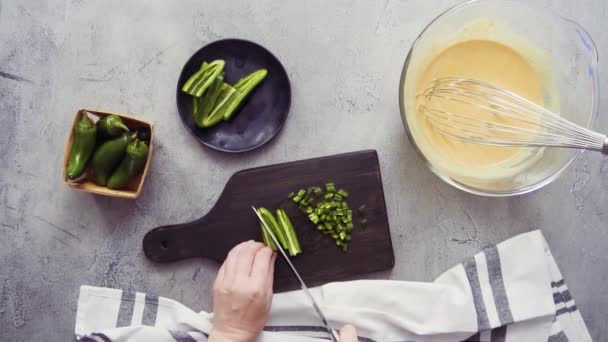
[116,121,129,132]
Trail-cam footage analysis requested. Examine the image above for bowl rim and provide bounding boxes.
[398,0,600,197]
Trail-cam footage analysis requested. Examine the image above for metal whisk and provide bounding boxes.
[419,77,608,154]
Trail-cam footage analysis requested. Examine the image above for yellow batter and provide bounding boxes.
[415,40,544,167]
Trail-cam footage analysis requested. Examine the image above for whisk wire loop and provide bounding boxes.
[419,78,607,153]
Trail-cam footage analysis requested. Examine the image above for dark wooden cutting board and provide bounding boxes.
[143,150,394,292]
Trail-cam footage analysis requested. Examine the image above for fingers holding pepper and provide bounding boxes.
[209,241,276,342]
[234,241,266,278]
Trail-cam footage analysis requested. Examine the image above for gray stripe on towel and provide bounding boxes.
[264,325,376,342]
[116,290,136,327]
[484,246,514,325]
[548,331,569,342]
[91,333,112,342]
[556,305,577,316]
[551,279,565,288]
[553,290,573,305]
[560,290,573,303]
[142,293,159,326]
[553,292,562,304]
[264,325,333,333]
[169,330,198,342]
[490,326,506,342]
[463,258,490,331]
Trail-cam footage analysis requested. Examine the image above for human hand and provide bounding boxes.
[339,324,359,342]
[208,241,277,342]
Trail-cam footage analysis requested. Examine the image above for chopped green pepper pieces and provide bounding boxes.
[285,182,364,253]
[358,205,366,215]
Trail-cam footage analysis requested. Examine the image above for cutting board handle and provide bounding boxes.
[143,216,228,263]
[143,211,258,263]
[143,220,205,262]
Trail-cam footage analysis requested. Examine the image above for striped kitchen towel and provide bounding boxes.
[75,230,591,342]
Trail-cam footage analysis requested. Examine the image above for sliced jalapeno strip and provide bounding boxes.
[277,209,301,256]
[222,69,268,121]
[259,223,278,251]
[258,207,288,250]
[182,60,225,97]
[202,83,237,127]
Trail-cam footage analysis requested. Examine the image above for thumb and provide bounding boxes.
[339,324,359,342]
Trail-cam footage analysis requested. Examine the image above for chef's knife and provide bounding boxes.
[252,206,340,342]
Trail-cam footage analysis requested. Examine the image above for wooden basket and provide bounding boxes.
[62,109,154,199]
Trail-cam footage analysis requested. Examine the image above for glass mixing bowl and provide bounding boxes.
[399,0,599,196]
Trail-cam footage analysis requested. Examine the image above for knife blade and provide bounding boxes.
[252,206,340,342]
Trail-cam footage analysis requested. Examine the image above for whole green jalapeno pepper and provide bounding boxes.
[66,113,97,180]
[90,132,131,186]
[97,114,129,137]
[107,139,148,189]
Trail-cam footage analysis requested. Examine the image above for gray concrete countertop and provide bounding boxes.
[1,0,607,340]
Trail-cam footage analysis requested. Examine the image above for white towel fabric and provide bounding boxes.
[75,230,591,342]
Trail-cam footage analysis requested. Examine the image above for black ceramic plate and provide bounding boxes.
[176,39,291,153]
